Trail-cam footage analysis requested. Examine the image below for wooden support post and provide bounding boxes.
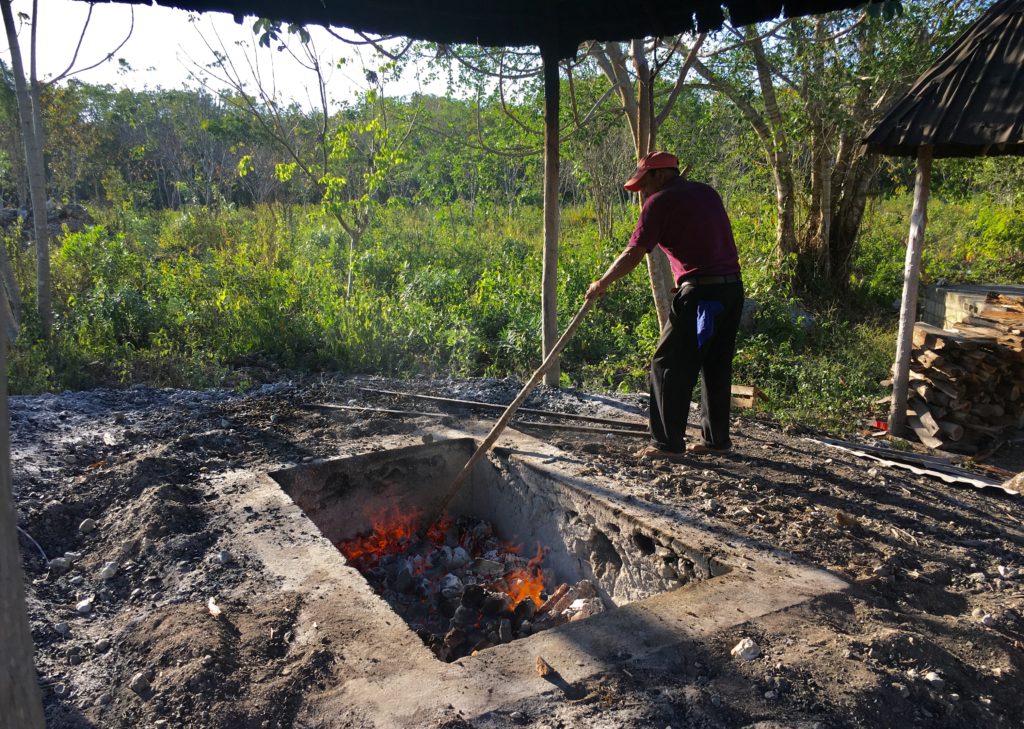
[889,145,933,435]
[540,43,561,387]
[0,299,46,726]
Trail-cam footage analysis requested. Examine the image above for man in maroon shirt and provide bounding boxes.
[586,151,743,460]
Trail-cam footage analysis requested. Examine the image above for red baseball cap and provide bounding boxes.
[623,151,679,191]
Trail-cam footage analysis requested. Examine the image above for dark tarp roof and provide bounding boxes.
[864,0,1024,157]
[88,0,878,58]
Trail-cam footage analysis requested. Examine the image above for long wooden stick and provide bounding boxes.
[423,297,595,533]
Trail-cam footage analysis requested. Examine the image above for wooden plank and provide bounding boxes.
[907,414,944,449]
[916,349,945,368]
[730,384,766,410]
[909,397,941,437]
[953,322,1008,340]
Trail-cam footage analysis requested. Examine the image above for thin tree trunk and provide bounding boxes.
[0,239,21,337]
[541,46,561,387]
[749,29,798,264]
[0,302,46,727]
[631,41,675,332]
[829,151,881,289]
[2,0,50,338]
[889,146,933,435]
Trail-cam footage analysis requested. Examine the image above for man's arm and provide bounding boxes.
[586,245,647,300]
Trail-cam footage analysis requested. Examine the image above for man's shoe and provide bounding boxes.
[635,445,687,463]
[686,442,732,455]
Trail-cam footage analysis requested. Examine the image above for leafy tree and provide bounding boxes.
[198,21,412,296]
[689,0,983,295]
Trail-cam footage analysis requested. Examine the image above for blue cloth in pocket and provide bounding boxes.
[696,300,725,349]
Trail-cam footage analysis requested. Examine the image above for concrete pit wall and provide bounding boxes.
[269,438,724,610]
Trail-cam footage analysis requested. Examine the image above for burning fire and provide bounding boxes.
[337,506,450,570]
[337,508,547,607]
[499,544,546,607]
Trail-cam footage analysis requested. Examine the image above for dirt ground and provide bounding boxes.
[12,375,1024,728]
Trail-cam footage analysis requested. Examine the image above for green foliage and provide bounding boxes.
[854,192,1024,305]
[9,187,1016,436]
[735,310,894,432]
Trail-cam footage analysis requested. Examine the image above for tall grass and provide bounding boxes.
[7,193,1021,434]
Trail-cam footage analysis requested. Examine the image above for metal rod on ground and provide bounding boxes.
[356,387,647,429]
[306,402,650,437]
[421,297,595,536]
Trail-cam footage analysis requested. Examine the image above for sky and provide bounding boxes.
[6,0,445,104]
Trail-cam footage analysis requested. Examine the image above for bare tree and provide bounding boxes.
[0,0,132,338]
[192,22,413,297]
[584,35,705,329]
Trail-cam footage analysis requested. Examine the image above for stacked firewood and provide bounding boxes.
[898,294,1024,450]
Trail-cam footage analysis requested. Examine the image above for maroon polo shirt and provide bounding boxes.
[627,177,740,283]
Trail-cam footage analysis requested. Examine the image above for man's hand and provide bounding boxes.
[586,279,608,300]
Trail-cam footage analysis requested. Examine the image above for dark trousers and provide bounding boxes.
[649,280,744,452]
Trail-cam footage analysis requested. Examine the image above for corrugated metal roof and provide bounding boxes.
[864,0,1024,157]
[85,0,878,58]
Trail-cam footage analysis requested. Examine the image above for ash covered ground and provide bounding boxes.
[12,376,1024,728]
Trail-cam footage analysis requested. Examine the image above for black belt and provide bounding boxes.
[678,273,741,285]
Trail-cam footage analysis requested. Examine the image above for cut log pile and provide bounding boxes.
[897,294,1024,450]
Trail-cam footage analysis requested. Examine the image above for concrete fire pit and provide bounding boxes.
[232,424,846,726]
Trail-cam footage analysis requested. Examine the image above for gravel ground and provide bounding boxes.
[12,375,1024,728]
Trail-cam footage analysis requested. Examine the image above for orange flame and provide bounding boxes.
[337,508,452,570]
[337,507,418,569]
[500,544,546,607]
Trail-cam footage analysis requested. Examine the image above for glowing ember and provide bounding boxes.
[337,506,421,570]
[335,512,605,661]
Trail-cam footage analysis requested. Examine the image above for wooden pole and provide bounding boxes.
[0,280,46,726]
[889,145,933,435]
[540,43,561,387]
[422,297,595,536]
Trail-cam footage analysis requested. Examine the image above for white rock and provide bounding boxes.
[971,607,985,618]
[64,551,83,563]
[997,564,1016,579]
[129,671,151,695]
[102,431,118,446]
[76,597,93,614]
[449,546,471,569]
[54,622,70,637]
[98,561,118,580]
[439,573,463,600]
[215,550,232,565]
[731,637,760,661]
[79,518,97,534]
[923,671,945,689]
[49,557,71,573]
[69,575,85,586]
[981,613,996,626]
